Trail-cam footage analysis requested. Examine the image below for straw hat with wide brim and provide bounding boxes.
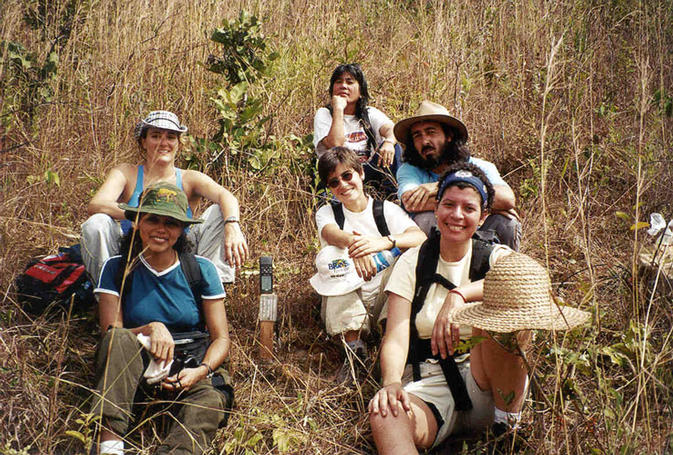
[452,252,591,333]
[393,100,469,145]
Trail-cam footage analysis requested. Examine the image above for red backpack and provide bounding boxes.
[15,245,94,315]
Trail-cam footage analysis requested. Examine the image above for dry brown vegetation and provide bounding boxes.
[1,0,672,453]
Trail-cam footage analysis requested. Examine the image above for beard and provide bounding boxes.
[418,141,458,172]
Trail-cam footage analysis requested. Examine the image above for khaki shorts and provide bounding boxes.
[402,360,494,448]
[320,265,393,336]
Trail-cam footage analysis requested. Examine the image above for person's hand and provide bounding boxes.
[377,140,396,168]
[403,182,438,212]
[348,231,390,258]
[331,95,348,112]
[147,321,174,363]
[224,223,249,267]
[353,255,377,281]
[368,382,412,418]
[161,365,207,392]
[431,292,464,359]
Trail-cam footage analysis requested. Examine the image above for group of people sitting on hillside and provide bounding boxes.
[80,63,589,455]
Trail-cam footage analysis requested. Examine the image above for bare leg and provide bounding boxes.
[370,394,438,455]
[470,329,530,412]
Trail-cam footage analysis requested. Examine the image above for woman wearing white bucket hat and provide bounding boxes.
[368,161,590,453]
[81,110,248,284]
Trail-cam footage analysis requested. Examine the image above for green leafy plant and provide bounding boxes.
[187,11,280,173]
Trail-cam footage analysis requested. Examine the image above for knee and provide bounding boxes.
[98,327,137,352]
[369,412,390,439]
[485,213,521,250]
[82,213,114,238]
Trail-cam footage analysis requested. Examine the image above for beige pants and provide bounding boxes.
[320,265,393,336]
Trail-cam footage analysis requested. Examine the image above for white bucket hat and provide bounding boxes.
[452,252,591,333]
[310,246,364,296]
[134,110,188,139]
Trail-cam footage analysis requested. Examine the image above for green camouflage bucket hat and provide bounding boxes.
[119,182,203,225]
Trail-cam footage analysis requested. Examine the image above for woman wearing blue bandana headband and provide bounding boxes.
[369,162,531,452]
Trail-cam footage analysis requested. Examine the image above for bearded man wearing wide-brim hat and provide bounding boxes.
[394,100,521,250]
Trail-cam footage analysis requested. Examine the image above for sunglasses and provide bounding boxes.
[327,171,355,189]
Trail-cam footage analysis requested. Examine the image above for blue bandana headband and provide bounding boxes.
[437,170,488,208]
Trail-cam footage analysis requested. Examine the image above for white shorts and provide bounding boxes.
[402,360,494,448]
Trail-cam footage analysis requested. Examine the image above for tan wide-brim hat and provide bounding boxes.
[393,100,469,145]
[452,252,591,333]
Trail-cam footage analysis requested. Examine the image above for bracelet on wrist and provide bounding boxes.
[449,289,467,303]
[200,362,214,378]
[224,216,239,225]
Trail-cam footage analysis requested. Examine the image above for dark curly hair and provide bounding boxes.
[403,123,470,171]
[327,63,377,153]
[436,161,494,211]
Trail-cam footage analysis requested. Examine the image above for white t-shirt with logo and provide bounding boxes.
[313,106,393,161]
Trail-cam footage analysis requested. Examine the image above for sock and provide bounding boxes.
[494,407,521,429]
[345,338,366,355]
[99,439,124,455]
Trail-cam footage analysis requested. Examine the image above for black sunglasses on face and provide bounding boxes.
[327,171,355,189]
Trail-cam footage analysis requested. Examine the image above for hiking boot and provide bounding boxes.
[335,347,370,386]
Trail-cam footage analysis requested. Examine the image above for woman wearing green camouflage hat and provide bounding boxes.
[90,182,233,455]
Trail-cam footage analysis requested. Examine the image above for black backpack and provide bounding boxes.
[330,199,390,236]
[15,244,95,316]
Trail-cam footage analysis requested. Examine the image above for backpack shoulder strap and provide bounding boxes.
[469,238,495,282]
[330,201,345,230]
[179,252,204,303]
[372,200,390,236]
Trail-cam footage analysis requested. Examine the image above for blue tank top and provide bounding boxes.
[120,165,193,234]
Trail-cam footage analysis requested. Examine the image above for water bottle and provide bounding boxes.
[372,247,402,273]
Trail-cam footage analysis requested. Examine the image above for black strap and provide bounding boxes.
[329,200,390,236]
[331,201,345,230]
[406,229,496,411]
[372,200,390,236]
[178,252,203,303]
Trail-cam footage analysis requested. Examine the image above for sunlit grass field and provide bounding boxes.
[1,0,672,453]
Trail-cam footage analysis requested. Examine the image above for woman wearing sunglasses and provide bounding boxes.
[314,147,425,383]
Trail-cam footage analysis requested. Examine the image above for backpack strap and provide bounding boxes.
[372,200,390,236]
[329,200,390,236]
[408,229,444,380]
[330,201,345,230]
[469,238,495,282]
[178,252,204,306]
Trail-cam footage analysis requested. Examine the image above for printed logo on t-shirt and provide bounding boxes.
[347,131,367,143]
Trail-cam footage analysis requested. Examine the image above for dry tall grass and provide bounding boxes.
[1,0,672,453]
